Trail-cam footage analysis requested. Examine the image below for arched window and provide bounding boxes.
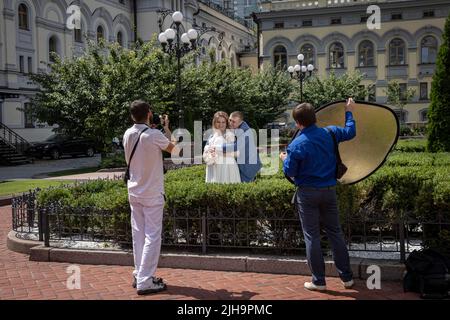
[273,45,287,69]
[358,40,374,67]
[329,42,344,68]
[18,4,29,30]
[49,36,58,62]
[421,36,438,64]
[394,109,407,124]
[420,109,428,122]
[117,31,123,46]
[221,51,226,61]
[300,44,315,66]
[97,25,104,42]
[389,38,406,65]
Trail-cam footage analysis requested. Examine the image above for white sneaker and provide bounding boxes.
[342,279,354,289]
[136,277,167,295]
[304,282,327,292]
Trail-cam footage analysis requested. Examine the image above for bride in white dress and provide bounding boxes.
[203,111,241,184]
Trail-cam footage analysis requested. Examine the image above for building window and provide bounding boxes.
[49,36,58,62]
[395,110,407,123]
[27,57,32,74]
[368,85,376,102]
[19,56,24,73]
[331,18,342,25]
[421,36,438,64]
[18,4,29,30]
[274,22,284,29]
[117,31,123,46]
[423,10,435,18]
[399,83,408,101]
[420,83,428,100]
[119,0,125,4]
[358,40,374,67]
[391,13,403,20]
[300,44,315,66]
[24,103,35,128]
[389,38,406,65]
[329,42,344,68]
[302,20,312,27]
[74,26,82,43]
[420,109,428,122]
[97,25,104,42]
[273,45,287,70]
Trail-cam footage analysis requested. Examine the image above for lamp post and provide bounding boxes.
[158,11,225,129]
[287,54,314,103]
[158,11,199,129]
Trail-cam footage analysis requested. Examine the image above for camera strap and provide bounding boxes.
[127,127,149,171]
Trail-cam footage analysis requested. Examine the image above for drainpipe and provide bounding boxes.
[133,0,138,41]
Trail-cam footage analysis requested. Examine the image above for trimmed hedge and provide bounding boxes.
[37,151,450,253]
[394,139,427,153]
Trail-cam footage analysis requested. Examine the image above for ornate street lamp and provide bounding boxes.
[287,54,314,103]
[157,10,225,129]
[158,10,199,129]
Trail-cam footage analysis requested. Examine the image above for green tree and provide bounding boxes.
[30,38,294,149]
[299,71,367,108]
[30,39,170,152]
[250,66,294,129]
[428,13,450,152]
[385,80,416,125]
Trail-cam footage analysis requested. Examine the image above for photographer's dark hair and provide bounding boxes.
[292,103,316,127]
[130,100,152,123]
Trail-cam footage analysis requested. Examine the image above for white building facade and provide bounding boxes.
[0,0,255,142]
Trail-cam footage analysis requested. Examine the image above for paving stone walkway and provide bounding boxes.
[0,206,419,300]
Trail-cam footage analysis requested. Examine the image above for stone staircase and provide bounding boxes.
[0,122,32,165]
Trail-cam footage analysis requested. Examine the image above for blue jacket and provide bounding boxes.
[283,111,356,188]
[223,121,262,182]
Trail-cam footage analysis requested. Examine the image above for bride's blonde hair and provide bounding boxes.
[212,111,229,130]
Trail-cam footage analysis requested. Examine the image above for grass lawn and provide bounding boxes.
[0,179,74,197]
[45,166,100,177]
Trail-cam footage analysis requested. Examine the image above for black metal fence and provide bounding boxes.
[11,190,450,261]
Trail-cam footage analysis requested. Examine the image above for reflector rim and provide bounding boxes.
[316,100,400,185]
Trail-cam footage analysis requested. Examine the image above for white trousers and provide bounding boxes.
[129,194,165,289]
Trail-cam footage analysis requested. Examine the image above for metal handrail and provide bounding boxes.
[0,121,31,155]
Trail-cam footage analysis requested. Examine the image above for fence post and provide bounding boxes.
[38,208,43,242]
[202,212,207,254]
[399,212,406,263]
[43,208,50,247]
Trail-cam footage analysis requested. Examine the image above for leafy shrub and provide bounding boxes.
[100,153,127,169]
[394,139,427,152]
[36,151,450,253]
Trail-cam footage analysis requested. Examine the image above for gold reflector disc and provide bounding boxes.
[315,100,399,185]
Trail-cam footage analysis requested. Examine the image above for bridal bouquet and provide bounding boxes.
[203,146,218,166]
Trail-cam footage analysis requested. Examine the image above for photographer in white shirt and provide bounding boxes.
[122,100,178,295]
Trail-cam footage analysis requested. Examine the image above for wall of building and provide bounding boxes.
[0,0,255,143]
[255,0,450,124]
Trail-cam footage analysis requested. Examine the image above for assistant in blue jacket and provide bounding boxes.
[283,111,356,188]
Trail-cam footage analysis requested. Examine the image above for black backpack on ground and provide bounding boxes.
[403,249,450,299]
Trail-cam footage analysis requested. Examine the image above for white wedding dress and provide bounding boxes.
[203,130,241,184]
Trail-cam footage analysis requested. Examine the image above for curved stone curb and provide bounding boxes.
[6,230,43,255]
[0,197,12,207]
[8,233,406,280]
